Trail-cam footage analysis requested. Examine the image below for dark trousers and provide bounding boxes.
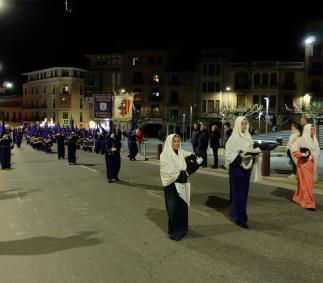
[212,147,219,168]
[287,149,296,174]
[199,148,207,166]
[164,183,188,241]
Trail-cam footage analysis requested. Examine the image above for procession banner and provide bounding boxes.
[94,94,112,119]
[113,95,133,120]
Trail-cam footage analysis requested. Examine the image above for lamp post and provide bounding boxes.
[189,104,193,141]
[258,112,262,134]
[264,97,269,134]
[182,114,185,142]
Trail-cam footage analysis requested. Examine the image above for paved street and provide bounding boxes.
[0,143,323,282]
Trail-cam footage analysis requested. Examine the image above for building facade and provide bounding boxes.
[22,67,89,128]
[0,94,23,127]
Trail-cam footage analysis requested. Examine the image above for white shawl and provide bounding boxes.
[225,116,254,166]
[291,124,320,182]
[160,134,192,205]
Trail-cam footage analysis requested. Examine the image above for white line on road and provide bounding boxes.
[80,165,98,173]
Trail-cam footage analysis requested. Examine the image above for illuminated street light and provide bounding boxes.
[264,97,269,134]
[226,86,231,91]
[258,112,263,134]
[304,36,316,45]
[3,81,13,89]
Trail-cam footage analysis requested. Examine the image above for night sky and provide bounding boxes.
[0,0,322,89]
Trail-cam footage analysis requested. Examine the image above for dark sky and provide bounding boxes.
[0,0,322,88]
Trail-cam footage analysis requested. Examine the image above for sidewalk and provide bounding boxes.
[121,138,323,192]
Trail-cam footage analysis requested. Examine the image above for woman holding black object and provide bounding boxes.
[225,116,259,229]
[160,134,192,241]
[291,124,320,210]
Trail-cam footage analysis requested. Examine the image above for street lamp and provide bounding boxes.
[264,97,269,134]
[189,105,193,140]
[182,114,185,142]
[3,81,13,89]
[304,36,316,45]
[258,112,263,134]
[226,86,231,91]
[303,93,311,108]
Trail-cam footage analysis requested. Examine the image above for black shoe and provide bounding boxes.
[235,221,249,229]
[211,166,218,169]
[115,177,119,181]
[108,179,112,183]
[306,208,316,211]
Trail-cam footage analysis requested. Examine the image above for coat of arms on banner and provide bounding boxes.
[118,98,131,117]
[100,102,107,111]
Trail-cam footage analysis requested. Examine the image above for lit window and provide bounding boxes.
[153,74,160,83]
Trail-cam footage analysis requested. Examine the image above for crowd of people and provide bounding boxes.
[160,115,320,241]
[0,115,320,242]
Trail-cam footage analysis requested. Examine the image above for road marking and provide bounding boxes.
[81,165,98,172]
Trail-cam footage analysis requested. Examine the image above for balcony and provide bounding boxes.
[58,94,71,108]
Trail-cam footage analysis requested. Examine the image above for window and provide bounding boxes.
[43,86,46,94]
[216,64,221,76]
[170,109,178,118]
[80,85,83,95]
[216,82,221,92]
[153,74,160,83]
[112,73,116,84]
[31,87,34,94]
[237,95,246,106]
[53,85,56,94]
[270,73,277,86]
[202,82,207,92]
[13,112,16,122]
[80,98,83,109]
[171,74,179,84]
[53,98,56,108]
[80,112,83,123]
[207,82,215,92]
[133,88,141,94]
[62,70,69,77]
[283,95,293,107]
[253,95,259,104]
[203,64,207,75]
[270,95,276,108]
[202,100,206,113]
[63,85,69,94]
[262,73,269,86]
[311,80,321,92]
[117,73,121,84]
[215,100,220,113]
[313,44,322,57]
[171,90,179,104]
[24,88,27,95]
[156,56,163,64]
[53,112,55,122]
[254,73,260,86]
[208,64,215,76]
[36,87,38,94]
[207,100,214,112]
[151,88,160,100]
[63,112,68,119]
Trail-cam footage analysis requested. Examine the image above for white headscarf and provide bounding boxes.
[291,124,320,182]
[225,116,254,166]
[160,134,192,205]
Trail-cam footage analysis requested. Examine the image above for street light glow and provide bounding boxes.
[3,81,13,89]
[226,87,231,91]
[305,36,316,45]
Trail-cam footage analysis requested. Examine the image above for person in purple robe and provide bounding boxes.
[225,116,260,229]
[105,123,121,183]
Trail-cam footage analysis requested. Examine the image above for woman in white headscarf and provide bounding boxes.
[291,124,320,210]
[160,134,192,241]
[225,116,260,229]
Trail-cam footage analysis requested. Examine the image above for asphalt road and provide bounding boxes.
[0,143,322,283]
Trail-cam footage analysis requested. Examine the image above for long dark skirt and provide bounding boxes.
[105,152,121,180]
[164,183,188,240]
[94,140,100,154]
[128,142,138,160]
[67,142,77,164]
[57,142,65,159]
[0,146,11,169]
[229,157,251,225]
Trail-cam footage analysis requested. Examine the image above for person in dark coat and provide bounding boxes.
[210,124,220,168]
[0,134,12,169]
[197,123,209,167]
[191,123,200,152]
[67,133,77,165]
[128,121,138,161]
[105,125,122,183]
[16,130,23,148]
[56,132,65,159]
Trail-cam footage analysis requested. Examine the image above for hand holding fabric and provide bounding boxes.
[175,170,188,183]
